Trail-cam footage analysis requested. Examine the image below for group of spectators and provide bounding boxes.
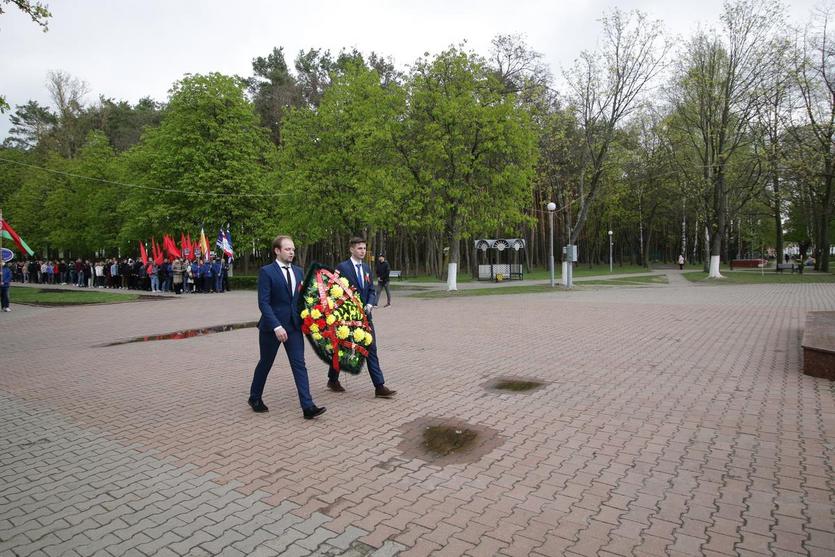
[5,257,232,294]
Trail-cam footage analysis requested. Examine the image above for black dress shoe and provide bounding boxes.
[248,399,269,413]
[375,385,397,398]
[303,405,327,419]
[327,380,346,393]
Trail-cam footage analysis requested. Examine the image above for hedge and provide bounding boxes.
[228,275,258,290]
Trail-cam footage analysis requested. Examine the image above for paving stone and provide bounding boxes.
[1,280,834,557]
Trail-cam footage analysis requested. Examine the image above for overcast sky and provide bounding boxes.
[0,0,824,140]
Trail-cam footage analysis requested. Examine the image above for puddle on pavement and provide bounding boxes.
[99,321,258,346]
[484,376,548,394]
[395,416,505,465]
[423,425,478,456]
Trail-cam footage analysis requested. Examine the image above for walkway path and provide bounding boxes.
[1,279,833,556]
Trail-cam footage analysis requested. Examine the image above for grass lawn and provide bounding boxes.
[398,274,474,283]
[409,274,666,298]
[682,271,835,284]
[388,283,434,291]
[402,264,657,283]
[10,287,141,305]
[410,284,562,298]
[528,264,657,279]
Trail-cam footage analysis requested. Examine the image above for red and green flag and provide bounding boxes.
[0,217,34,256]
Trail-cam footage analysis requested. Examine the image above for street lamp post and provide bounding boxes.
[608,230,613,273]
[547,202,556,287]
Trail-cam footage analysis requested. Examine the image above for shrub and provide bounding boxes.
[228,275,258,290]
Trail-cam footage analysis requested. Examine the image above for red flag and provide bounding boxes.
[186,233,194,261]
[151,238,164,265]
[179,232,188,260]
[139,241,148,267]
[171,236,181,258]
[163,234,181,259]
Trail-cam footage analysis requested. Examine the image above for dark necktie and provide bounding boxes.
[283,265,293,295]
[356,263,363,290]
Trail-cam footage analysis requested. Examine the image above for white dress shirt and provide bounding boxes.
[274,259,294,333]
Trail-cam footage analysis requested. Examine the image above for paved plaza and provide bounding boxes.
[1,273,833,556]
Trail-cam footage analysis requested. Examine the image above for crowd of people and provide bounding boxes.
[4,256,233,294]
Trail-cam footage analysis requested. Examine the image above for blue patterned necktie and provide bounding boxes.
[356,263,363,290]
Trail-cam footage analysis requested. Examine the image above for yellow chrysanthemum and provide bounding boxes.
[305,296,315,306]
[339,277,350,288]
[352,329,365,343]
[327,298,334,309]
[326,314,336,325]
[330,285,344,298]
[336,325,350,340]
[300,309,309,318]
[364,334,373,346]
[310,324,319,333]
[310,308,322,319]
[312,332,323,341]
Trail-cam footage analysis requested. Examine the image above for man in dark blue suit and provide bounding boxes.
[249,235,326,419]
[327,237,397,398]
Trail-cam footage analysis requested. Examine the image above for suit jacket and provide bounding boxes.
[257,261,303,333]
[336,259,376,307]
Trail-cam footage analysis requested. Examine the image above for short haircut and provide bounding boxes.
[273,235,293,251]
[349,237,366,247]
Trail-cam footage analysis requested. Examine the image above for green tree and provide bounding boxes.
[3,100,57,150]
[394,46,538,290]
[563,8,669,256]
[45,70,90,159]
[4,151,63,257]
[786,6,835,270]
[668,0,782,277]
[0,0,50,29]
[248,47,300,145]
[82,96,164,152]
[66,131,124,253]
[276,59,405,246]
[120,73,277,258]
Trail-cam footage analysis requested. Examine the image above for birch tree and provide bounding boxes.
[669,0,782,278]
[788,5,835,271]
[563,9,669,251]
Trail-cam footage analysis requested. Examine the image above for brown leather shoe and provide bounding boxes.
[327,380,346,393]
[375,385,397,398]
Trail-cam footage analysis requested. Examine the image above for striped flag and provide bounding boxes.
[216,227,234,258]
[0,217,34,256]
[199,227,210,259]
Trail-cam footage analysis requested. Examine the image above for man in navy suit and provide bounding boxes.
[249,235,326,419]
[327,237,397,398]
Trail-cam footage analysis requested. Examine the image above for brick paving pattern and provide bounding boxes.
[1,273,833,556]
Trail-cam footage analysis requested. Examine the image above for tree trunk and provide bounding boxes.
[708,172,726,279]
[816,157,833,272]
[446,220,461,291]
